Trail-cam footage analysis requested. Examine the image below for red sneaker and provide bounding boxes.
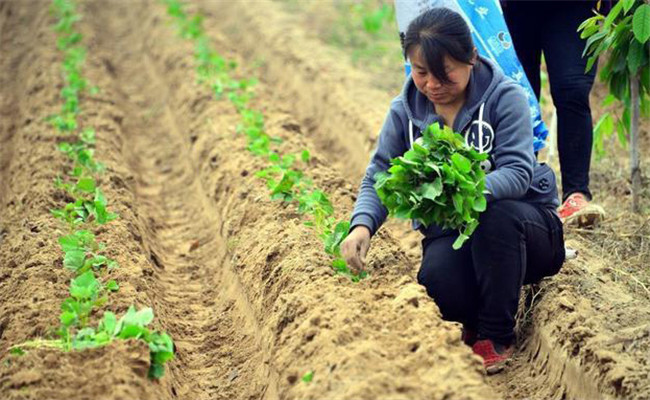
[558,192,605,227]
[471,339,513,375]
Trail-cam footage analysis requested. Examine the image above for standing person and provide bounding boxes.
[341,8,565,374]
[503,1,606,226]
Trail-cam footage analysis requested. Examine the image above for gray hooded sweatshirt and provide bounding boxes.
[350,56,560,238]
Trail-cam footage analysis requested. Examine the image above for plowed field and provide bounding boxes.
[1,1,649,399]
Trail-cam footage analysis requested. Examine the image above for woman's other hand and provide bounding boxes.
[341,226,371,275]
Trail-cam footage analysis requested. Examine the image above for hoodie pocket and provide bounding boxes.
[522,163,559,206]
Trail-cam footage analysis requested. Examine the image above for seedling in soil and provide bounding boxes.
[51,187,118,226]
[163,0,367,282]
[302,370,315,383]
[21,0,176,381]
[14,306,174,379]
[58,140,106,176]
[59,270,105,332]
[59,230,119,274]
[374,124,487,249]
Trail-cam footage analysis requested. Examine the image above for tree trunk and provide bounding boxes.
[630,74,641,212]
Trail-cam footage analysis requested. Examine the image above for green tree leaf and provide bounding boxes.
[604,1,623,30]
[627,38,645,73]
[633,5,650,43]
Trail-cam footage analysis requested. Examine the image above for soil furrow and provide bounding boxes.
[83,1,279,398]
[1,2,162,399]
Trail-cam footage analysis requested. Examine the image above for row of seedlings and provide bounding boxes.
[10,0,174,379]
[162,0,365,281]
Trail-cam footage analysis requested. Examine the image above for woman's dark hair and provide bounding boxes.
[403,8,475,84]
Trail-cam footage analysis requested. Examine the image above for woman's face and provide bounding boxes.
[408,46,475,106]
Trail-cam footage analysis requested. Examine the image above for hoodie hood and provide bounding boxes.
[399,55,504,134]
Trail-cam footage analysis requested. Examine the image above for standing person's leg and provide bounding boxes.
[541,2,601,209]
[418,235,479,337]
[470,200,564,350]
[502,1,543,98]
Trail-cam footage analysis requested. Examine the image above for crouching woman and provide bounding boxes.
[341,8,565,374]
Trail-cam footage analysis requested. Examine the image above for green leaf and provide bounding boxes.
[105,280,119,292]
[118,325,147,340]
[76,177,96,193]
[452,234,469,250]
[9,347,25,356]
[331,258,347,273]
[622,0,635,14]
[641,65,650,94]
[302,370,315,383]
[148,364,166,379]
[420,179,442,201]
[70,271,99,300]
[301,150,310,163]
[94,188,107,206]
[268,152,280,163]
[472,196,487,212]
[80,128,96,144]
[583,31,608,58]
[59,235,81,252]
[602,94,617,107]
[64,249,85,272]
[633,5,650,43]
[452,193,464,214]
[60,311,77,327]
[627,38,645,73]
[122,307,155,327]
[101,311,117,335]
[604,1,623,30]
[323,221,350,256]
[451,153,471,173]
[594,112,615,138]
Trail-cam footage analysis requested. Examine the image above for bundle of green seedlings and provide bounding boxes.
[9,0,174,379]
[161,0,365,282]
[374,124,488,250]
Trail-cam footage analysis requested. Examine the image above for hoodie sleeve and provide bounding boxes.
[350,99,408,236]
[484,84,535,201]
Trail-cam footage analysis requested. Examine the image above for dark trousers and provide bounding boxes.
[503,1,597,201]
[417,200,565,345]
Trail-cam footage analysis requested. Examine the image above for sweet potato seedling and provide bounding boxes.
[375,124,487,249]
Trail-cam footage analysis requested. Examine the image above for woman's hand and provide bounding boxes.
[341,226,371,275]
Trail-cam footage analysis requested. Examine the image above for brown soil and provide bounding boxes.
[1,0,649,399]
[2,0,491,399]
[210,1,650,399]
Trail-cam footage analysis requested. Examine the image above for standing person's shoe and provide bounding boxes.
[471,339,514,375]
[558,192,605,227]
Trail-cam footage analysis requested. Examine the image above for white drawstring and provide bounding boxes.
[478,102,485,153]
[409,119,414,149]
